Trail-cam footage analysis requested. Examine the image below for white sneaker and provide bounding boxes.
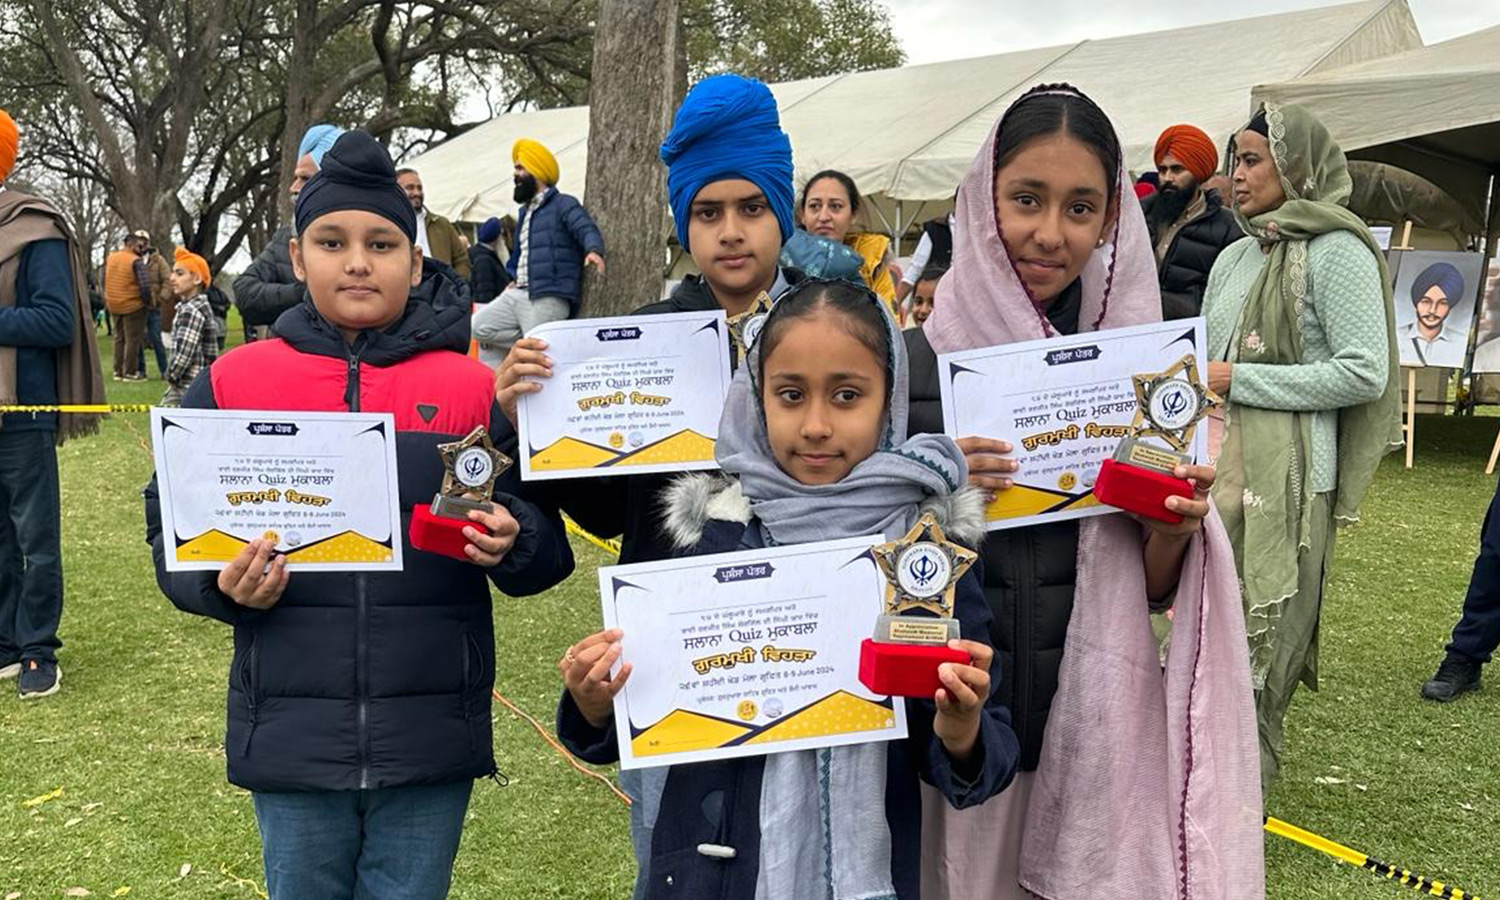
[0,661,19,680]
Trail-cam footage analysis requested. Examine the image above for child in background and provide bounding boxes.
[908,264,943,328]
[144,131,574,900]
[558,279,1018,900]
[161,247,217,406]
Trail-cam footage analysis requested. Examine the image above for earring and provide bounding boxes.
[1096,238,1105,247]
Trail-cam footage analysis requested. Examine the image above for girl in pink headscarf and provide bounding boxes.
[905,84,1263,900]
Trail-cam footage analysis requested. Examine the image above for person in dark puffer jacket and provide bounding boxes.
[471,139,604,363]
[1142,124,1243,320]
[468,216,509,305]
[144,130,574,900]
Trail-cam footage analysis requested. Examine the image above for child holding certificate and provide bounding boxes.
[910,85,1262,898]
[500,76,812,891]
[143,131,574,900]
[494,73,808,566]
[558,279,1019,900]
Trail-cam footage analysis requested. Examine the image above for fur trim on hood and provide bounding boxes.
[660,473,988,551]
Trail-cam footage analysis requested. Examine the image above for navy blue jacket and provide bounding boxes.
[0,239,75,433]
[558,512,1018,900]
[506,188,604,312]
[144,297,574,793]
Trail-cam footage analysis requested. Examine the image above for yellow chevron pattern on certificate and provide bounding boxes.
[283,531,394,564]
[612,430,716,468]
[528,436,621,471]
[174,529,250,562]
[631,709,754,757]
[744,691,898,744]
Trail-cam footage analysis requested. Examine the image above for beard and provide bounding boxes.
[513,174,538,203]
[1145,181,1196,237]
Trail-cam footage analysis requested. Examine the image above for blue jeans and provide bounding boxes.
[253,781,473,900]
[1448,476,1500,665]
[137,307,167,377]
[0,430,62,663]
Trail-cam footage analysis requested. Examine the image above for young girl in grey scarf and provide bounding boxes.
[558,279,1019,900]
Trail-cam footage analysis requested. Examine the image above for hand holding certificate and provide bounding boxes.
[593,536,908,769]
[515,311,733,480]
[151,408,403,572]
[938,318,1212,530]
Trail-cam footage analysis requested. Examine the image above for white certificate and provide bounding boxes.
[600,536,909,770]
[938,318,1210,531]
[151,408,403,572]
[517,311,733,480]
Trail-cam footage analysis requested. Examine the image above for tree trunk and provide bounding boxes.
[580,0,680,318]
[278,0,323,226]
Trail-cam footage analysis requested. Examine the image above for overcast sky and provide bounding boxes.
[883,0,1500,64]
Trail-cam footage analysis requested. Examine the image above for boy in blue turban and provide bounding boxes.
[1401,260,1467,367]
[493,74,805,900]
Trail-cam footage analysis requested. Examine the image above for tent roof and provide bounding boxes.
[1254,24,1500,234]
[410,0,1420,224]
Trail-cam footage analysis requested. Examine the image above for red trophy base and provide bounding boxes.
[858,638,970,698]
[409,505,489,560]
[1093,458,1189,525]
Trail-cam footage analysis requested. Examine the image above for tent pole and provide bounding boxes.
[895,201,904,255]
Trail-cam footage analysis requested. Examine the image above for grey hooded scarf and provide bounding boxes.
[714,279,967,547]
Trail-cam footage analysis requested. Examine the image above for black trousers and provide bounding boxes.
[1448,476,1500,665]
[0,430,63,662]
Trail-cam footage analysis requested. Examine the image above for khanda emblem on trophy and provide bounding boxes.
[905,550,943,596]
[459,451,491,488]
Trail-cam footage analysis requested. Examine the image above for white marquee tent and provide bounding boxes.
[409,0,1423,239]
[1255,23,1500,242]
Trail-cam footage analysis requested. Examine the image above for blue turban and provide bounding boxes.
[1411,261,1465,306]
[297,124,345,166]
[660,74,793,252]
[477,216,502,244]
[295,130,417,243]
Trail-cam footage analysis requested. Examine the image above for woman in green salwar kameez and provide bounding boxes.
[1201,103,1403,790]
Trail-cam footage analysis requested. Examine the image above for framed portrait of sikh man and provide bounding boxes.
[1470,255,1500,374]
[1389,250,1483,370]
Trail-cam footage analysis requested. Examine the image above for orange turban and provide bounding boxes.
[1153,124,1218,183]
[174,247,211,291]
[0,109,17,183]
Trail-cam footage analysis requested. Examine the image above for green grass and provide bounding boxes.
[1,312,1498,898]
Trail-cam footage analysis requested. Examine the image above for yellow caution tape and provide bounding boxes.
[1266,816,1491,899]
[0,403,152,413]
[562,514,622,557]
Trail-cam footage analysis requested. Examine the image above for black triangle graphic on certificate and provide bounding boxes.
[1161,327,1197,351]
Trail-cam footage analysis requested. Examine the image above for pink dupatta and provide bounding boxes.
[924,88,1263,900]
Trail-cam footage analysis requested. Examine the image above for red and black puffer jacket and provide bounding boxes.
[145,298,574,792]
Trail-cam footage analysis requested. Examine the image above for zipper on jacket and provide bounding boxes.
[240,636,259,757]
[344,343,364,412]
[356,573,370,789]
[1012,532,1035,758]
[343,340,370,788]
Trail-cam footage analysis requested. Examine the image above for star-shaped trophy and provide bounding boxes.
[1093,354,1222,524]
[857,513,978,698]
[409,426,514,559]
